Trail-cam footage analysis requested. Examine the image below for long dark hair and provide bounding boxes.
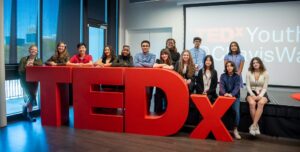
[224,61,237,74]
[102,45,116,62]
[228,41,241,55]
[165,38,177,53]
[248,57,266,73]
[203,55,215,71]
[159,49,172,66]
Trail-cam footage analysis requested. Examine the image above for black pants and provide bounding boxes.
[154,88,167,114]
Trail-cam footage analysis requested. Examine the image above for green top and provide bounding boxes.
[18,56,43,78]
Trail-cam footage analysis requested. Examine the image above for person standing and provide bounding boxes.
[112,45,133,67]
[66,43,93,66]
[175,50,196,125]
[165,38,180,66]
[19,45,43,122]
[195,55,218,103]
[175,50,196,93]
[189,37,206,76]
[134,40,156,67]
[94,45,116,67]
[153,49,174,114]
[134,40,156,113]
[46,42,70,66]
[224,41,245,88]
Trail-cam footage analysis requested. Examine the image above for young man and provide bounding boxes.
[134,40,156,67]
[189,37,206,75]
[134,40,156,113]
[66,43,93,66]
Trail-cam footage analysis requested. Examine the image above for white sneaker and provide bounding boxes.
[249,124,256,136]
[233,128,242,140]
[255,125,261,135]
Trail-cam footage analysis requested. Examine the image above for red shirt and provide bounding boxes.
[69,54,93,63]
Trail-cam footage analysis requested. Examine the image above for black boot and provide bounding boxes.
[22,106,28,118]
[27,112,36,122]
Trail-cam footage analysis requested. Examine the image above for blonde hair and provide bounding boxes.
[178,50,195,78]
[28,44,38,51]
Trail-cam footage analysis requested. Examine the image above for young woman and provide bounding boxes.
[46,42,70,66]
[112,45,133,67]
[174,50,196,125]
[175,50,195,93]
[165,38,180,66]
[246,57,269,136]
[196,55,218,103]
[94,45,116,67]
[224,41,245,88]
[66,43,93,66]
[153,49,174,70]
[219,61,241,139]
[153,49,173,114]
[18,45,43,122]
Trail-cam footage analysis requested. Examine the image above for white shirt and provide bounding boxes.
[246,71,269,97]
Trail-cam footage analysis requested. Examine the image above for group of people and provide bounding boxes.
[19,37,269,140]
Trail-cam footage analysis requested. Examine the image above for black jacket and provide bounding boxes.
[170,51,180,66]
[196,68,218,98]
[112,55,133,67]
[174,62,195,92]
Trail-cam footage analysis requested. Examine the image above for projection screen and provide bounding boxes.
[185,1,300,87]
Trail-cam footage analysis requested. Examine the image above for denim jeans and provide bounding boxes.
[231,97,240,127]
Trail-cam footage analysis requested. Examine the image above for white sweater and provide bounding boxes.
[246,71,269,97]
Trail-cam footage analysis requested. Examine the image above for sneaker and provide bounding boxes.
[233,128,242,140]
[249,124,256,136]
[255,125,261,135]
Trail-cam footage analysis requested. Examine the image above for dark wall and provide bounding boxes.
[56,0,81,56]
[87,0,106,23]
[83,0,118,53]
[107,0,118,52]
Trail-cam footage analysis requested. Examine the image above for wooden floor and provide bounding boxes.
[0,118,300,152]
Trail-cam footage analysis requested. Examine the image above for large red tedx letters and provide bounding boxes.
[125,68,189,136]
[26,66,235,141]
[26,66,72,126]
[190,95,235,142]
[73,68,125,132]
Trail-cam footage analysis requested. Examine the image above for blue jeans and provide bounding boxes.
[231,97,240,127]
